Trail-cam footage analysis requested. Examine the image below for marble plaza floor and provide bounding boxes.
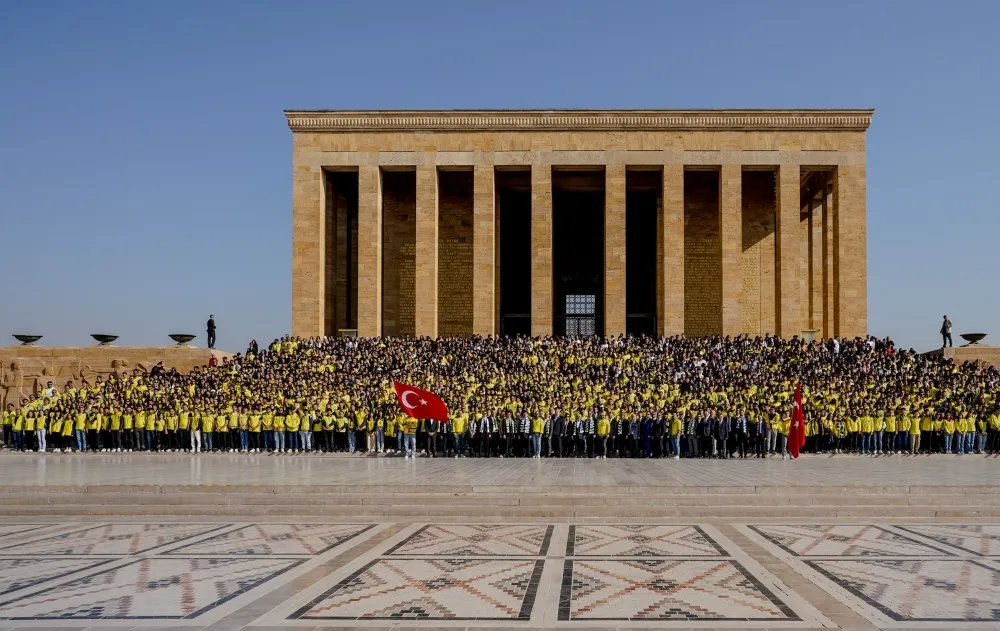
[0,517,993,630]
[0,455,998,630]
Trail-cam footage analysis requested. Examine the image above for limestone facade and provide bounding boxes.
[288,109,872,339]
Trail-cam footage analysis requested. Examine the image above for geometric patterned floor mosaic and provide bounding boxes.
[0,519,997,629]
[567,524,726,556]
[294,557,544,620]
[896,524,1000,556]
[386,524,553,556]
[806,558,1000,622]
[747,524,953,556]
[743,522,1000,628]
[166,524,375,556]
[0,556,303,619]
[558,558,797,621]
[0,522,226,556]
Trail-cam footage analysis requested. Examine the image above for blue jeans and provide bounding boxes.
[75,429,87,451]
[860,433,871,453]
[376,428,385,451]
[263,430,273,451]
[874,430,883,453]
[287,431,299,451]
[977,432,987,453]
[348,431,356,453]
[531,434,541,456]
[239,429,249,451]
[956,434,966,454]
[453,434,464,455]
[404,434,416,456]
[671,435,681,456]
[11,430,23,451]
[275,430,285,451]
[943,433,953,453]
[203,431,213,451]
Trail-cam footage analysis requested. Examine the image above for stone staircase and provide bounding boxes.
[2,484,998,520]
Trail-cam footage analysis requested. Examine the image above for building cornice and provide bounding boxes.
[284,109,873,133]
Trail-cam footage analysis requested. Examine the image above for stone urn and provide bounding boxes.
[169,334,196,345]
[960,333,987,345]
[12,335,41,345]
[91,334,118,346]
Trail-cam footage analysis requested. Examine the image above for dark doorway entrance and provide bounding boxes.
[497,170,531,336]
[626,169,659,336]
[553,168,605,336]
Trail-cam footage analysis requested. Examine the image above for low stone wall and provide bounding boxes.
[0,345,231,408]
[924,344,1000,368]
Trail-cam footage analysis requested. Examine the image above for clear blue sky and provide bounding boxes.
[1,1,997,352]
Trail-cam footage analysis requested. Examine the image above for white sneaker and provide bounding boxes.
[674,455,680,459]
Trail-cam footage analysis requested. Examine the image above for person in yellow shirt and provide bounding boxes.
[595,414,610,459]
[943,414,956,454]
[285,409,301,452]
[909,410,922,454]
[202,413,215,452]
[529,411,545,458]
[402,416,418,458]
[988,408,1000,455]
[274,410,286,452]
[249,413,262,453]
[74,408,88,452]
[451,410,467,457]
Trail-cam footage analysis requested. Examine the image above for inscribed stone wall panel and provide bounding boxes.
[381,171,416,337]
[684,171,721,336]
[438,171,474,337]
[741,171,776,336]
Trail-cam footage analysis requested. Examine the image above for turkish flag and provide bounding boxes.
[788,382,806,459]
[393,381,449,421]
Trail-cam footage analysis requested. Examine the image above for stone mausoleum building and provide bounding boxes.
[287,109,871,340]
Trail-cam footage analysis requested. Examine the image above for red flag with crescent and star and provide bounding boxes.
[788,382,806,459]
[393,381,449,421]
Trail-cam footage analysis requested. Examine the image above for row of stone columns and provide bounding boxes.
[347,163,864,340]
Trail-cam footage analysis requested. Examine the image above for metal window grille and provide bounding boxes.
[565,294,596,336]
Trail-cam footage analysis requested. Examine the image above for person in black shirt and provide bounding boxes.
[207,315,217,349]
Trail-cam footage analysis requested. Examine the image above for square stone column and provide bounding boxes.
[720,165,742,336]
[292,164,325,339]
[658,165,684,337]
[473,165,496,336]
[833,164,867,338]
[357,166,383,337]
[822,181,835,337]
[605,165,626,337]
[415,163,439,338]
[776,164,803,338]
[809,194,824,333]
[531,164,553,337]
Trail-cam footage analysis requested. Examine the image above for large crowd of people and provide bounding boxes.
[2,334,1000,459]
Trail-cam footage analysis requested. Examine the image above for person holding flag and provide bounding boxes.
[392,381,448,458]
[788,382,806,459]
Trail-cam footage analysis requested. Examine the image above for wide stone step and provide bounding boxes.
[6,484,998,496]
[3,503,999,519]
[4,491,999,508]
[0,493,939,507]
